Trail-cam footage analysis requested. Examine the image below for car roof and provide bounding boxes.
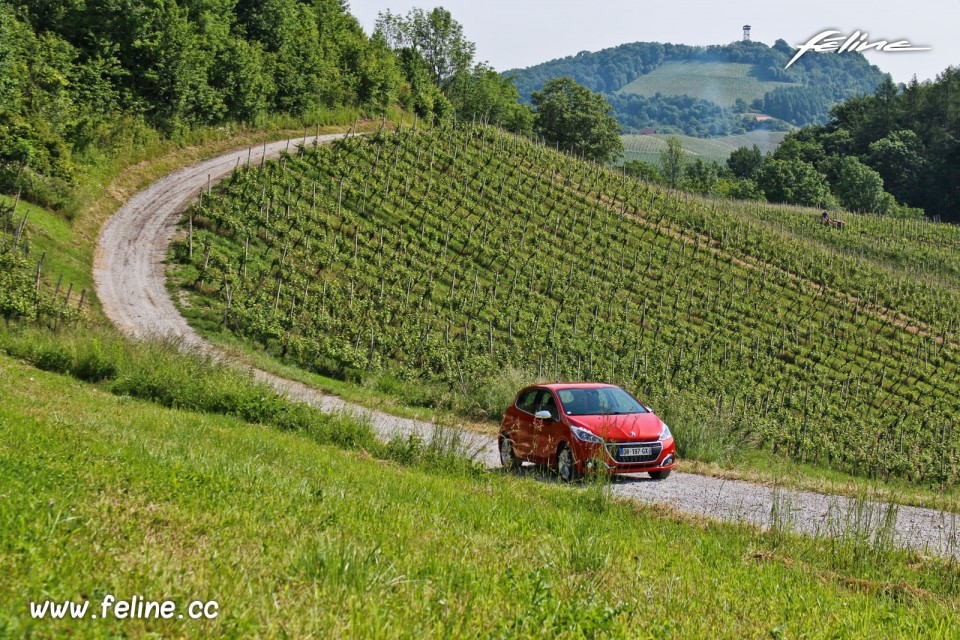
[536,382,618,391]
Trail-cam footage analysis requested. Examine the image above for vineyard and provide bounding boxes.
[0,196,83,327]
[616,61,797,107]
[173,121,960,487]
[621,131,788,165]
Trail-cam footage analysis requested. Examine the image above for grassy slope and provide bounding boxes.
[2,196,94,304]
[616,61,797,107]
[2,352,960,638]
[621,131,788,165]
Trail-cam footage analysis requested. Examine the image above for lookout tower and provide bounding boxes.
[742,25,751,41]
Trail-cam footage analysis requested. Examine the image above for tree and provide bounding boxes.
[531,78,623,163]
[754,158,832,207]
[375,7,475,89]
[684,158,720,194]
[623,158,662,183]
[659,136,684,188]
[831,156,891,213]
[719,178,764,201]
[866,130,926,204]
[455,65,532,134]
[395,47,451,118]
[727,144,764,179]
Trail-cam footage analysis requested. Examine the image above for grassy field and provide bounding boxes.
[3,351,960,638]
[621,131,788,165]
[616,60,797,107]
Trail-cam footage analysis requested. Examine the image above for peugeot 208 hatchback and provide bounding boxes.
[498,383,676,482]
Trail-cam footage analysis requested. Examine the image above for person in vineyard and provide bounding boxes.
[819,210,846,229]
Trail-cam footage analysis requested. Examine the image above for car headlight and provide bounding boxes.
[571,425,603,444]
[659,421,672,441]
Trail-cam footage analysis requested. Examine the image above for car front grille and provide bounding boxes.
[605,441,663,464]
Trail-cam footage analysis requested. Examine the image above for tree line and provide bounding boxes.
[0,2,537,211]
[779,72,960,222]
[626,132,924,219]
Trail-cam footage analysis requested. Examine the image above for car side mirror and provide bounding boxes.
[534,410,553,420]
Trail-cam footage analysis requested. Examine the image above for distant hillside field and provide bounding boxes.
[616,61,797,107]
[622,131,788,165]
[505,40,889,135]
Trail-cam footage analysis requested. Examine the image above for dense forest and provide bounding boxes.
[0,0,394,208]
[0,1,529,211]
[780,71,960,222]
[505,40,888,135]
[606,92,741,138]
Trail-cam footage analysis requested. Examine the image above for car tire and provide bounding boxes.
[499,436,521,472]
[648,469,671,480]
[557,444,581,483]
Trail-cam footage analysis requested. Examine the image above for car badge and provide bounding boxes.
[630,431,636,437]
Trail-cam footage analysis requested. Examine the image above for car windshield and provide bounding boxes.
[556,387,649,416]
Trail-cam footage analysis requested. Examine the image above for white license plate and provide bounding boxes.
[621,447,652,457]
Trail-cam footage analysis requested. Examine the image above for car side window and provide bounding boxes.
[516,389,538,413]
[538,391,559,421]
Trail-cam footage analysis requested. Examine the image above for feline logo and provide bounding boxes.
[786,30,931,69]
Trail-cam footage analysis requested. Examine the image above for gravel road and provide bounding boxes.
[94,135,960,557]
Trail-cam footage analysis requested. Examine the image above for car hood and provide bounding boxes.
[567,412,663,442]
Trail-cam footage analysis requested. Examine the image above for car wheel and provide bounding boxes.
[557,445,581,483]
[648,469,671,480]
[499,436,521,471]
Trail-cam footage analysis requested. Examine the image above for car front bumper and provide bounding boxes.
[573,437,676,474]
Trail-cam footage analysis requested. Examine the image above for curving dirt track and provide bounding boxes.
[94,135,960,557]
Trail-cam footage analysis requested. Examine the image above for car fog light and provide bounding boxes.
[661,455,675,466]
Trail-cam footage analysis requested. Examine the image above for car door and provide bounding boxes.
[506,387,539,458]
[532,389,566,462]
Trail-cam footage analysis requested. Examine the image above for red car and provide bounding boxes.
[498,383,676,482]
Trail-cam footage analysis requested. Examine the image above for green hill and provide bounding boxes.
[504,40,889,136]
[171,122,960,488]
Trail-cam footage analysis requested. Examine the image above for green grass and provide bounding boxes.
[0,324,377,449]
[616,61,798,107]
[621,131,788,165]
[163,318,504,433]
[3,352,960,638]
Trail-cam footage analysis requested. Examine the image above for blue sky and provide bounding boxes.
[347,0,958,83]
